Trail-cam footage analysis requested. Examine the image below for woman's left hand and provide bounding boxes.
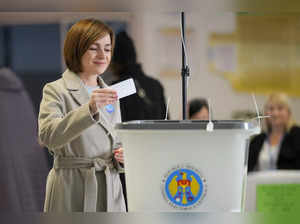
[113,147,124,164]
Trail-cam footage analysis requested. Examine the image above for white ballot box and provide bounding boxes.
[116,120,260,212]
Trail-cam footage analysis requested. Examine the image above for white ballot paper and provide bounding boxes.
[109,78,136,99]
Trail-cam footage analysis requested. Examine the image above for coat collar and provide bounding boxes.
[62,69,80,90]
[62,69,89,106]
[62,69,117,139]
[62,69,107,89]
[62,69,108,105]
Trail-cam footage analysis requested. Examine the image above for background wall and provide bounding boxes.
[130,12,300,122]
[1,12,300,122]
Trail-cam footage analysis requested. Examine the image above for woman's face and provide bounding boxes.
[81,34,112,75]
[265,102,290,129]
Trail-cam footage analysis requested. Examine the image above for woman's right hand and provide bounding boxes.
[89,88,118,115]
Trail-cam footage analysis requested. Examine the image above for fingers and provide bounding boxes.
[90,88,118,108]
[114,148,124,164]
[93,88,118,99]
[113,147,123,153]
[114,154,124,163]
[93,95,116,104]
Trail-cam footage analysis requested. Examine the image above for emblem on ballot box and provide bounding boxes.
[162,164,207,210]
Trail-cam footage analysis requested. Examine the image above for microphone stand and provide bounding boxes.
[181,12,190,120]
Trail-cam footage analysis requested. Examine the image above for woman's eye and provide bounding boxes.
[89,48,97,50]
[105,48,111,52]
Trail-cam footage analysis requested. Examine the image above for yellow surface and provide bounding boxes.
[191,175,200,197]
[168,175,178,197]
[208,15,300,96]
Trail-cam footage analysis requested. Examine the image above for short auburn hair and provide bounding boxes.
[64,18,115,73]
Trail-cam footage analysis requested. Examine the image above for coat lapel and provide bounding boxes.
[97,77,119,139]
[62,70,118,140]
[62,69,90,106]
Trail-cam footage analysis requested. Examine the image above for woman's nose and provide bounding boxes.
[96,49,105,58]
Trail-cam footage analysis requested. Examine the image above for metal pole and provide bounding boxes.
[181,12,189,120]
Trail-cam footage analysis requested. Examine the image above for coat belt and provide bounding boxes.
[54,156,119,212]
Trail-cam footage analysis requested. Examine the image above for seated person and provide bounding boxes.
[111,31,167,121]
[248,93,300,172]
[188,98,209,120]
[110,31,168,210]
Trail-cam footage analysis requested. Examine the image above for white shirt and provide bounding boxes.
[258,140,281,171]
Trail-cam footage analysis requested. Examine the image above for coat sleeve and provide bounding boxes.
[247,139,257,172]
[290,126,300,169]
[247,134,265,172]
[158,82,167,119]
[38,83,97,150]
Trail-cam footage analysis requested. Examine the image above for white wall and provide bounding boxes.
[130,12,300,123]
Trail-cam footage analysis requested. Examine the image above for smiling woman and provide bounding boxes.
[248,93,300,172]
[63,19,115,75]
[38,18,126,212]
[80,35,112,80]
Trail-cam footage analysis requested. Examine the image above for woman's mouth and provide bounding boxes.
[94,61,106,65]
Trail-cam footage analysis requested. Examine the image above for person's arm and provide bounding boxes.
[247,141,256,172]
[290,126,300,169]
[156,81,168,119]
[38,83,98,150]
[247,135,264,172]
[161,88,168,119]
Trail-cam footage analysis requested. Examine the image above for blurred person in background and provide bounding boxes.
[111,31,167,121]
[38,19,126,212]
[188,98,209,120]
[0,67,49,211]
[110,31,168,210]
[248,93,300,172]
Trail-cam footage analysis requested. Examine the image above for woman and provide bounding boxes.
[38,18,126,212]
[248,93,300,172]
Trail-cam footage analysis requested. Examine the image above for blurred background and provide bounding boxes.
[1,12,300,121]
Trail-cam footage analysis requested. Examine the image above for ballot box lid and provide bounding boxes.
[115,120,256,130]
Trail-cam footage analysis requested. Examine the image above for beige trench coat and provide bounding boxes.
[38,69,126,212]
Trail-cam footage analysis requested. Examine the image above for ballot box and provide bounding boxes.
[116,120,260,212]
